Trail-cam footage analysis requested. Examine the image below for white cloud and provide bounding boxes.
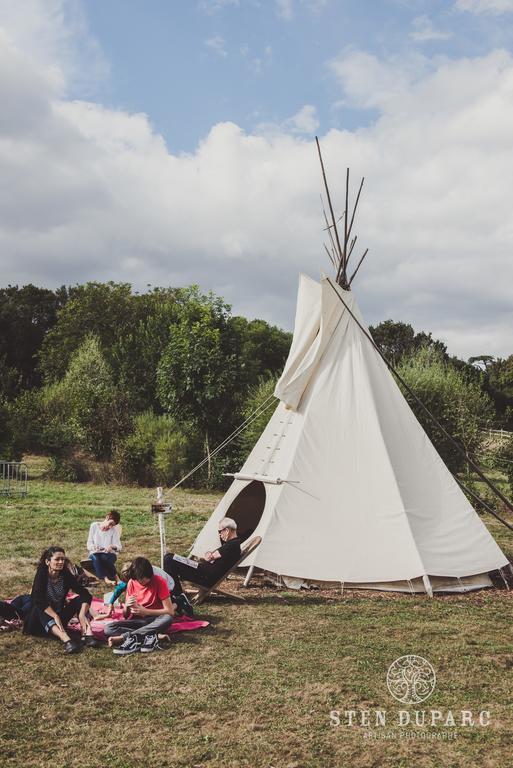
[0,0,108,97]
[328,47,513,356]
[285,104,320,134]
[455,0,513,13]
[2,3,513,359]
[204,35,228,57]
[410,15,452,42]
[254,104,319,136]
[330,49,429,110]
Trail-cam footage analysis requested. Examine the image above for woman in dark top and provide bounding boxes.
[24,546,98,653]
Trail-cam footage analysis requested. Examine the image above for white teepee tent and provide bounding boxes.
[190,273,509,593]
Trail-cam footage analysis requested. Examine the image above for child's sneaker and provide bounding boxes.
[140,633,158,653]
[175,593,194,618]
[156,634,171,650]
[113,634,141,655]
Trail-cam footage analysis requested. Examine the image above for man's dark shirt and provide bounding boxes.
[164,536,243,590]
[206,536,242,579]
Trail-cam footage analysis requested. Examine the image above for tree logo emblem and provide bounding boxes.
[386,655,436,704]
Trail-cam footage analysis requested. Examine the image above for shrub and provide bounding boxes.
[189,447,244,492]
[238,376,277,459]
[45,454,89,482]
[490,435,513,497]
[59,335,117,458]
[9,387,73,457]
[397,346,494,473]
[114,412,190,486]
[0,396,15,459]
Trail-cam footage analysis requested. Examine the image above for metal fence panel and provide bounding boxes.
[1,462,28,497]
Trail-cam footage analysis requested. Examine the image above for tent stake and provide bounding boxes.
[243,565,255,587]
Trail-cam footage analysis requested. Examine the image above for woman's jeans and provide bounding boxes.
[90,552,117,580]
[35,595,86,635]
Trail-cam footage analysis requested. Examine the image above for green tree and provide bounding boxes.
[0,356,20,400]
[9,386,74,457]
[0,284,67,396]
[38,282,183,412]
[369,320,447,366]
[11,340,117,459]
[231,317,292,385]
[488,355,513,395]
[0,396,15,459]
[397,346,494,473]
[59,335,124,458]
[157,289,243,452]
[470,355,513,430]
[112,287,182,411]
[38,282,135,382]
[11,341,131,466]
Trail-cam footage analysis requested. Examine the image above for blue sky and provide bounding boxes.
[76,0,513,151]
[1,0,513,357]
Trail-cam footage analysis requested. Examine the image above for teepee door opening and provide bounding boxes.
[226,480,266,541]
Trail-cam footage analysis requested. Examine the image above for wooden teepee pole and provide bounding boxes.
[343,167,349,272]
[315,137,345,284]
[316,138,367,289]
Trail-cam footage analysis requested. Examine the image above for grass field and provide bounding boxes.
[1,460,512,768]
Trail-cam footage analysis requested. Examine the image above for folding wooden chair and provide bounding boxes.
[187,535,262,605]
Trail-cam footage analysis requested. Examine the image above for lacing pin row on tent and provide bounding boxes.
[262,416,290,465]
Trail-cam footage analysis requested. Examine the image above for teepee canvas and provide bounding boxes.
[190,273,509,593]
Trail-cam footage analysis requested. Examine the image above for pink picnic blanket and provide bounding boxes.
[88,597,209,639]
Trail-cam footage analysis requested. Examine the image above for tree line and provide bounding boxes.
[1,283,512,492]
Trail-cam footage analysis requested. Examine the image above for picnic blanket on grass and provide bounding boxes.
[86,597,209,639]
[7,596,209,638]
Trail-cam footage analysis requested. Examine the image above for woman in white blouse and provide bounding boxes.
[87,510,122,585]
